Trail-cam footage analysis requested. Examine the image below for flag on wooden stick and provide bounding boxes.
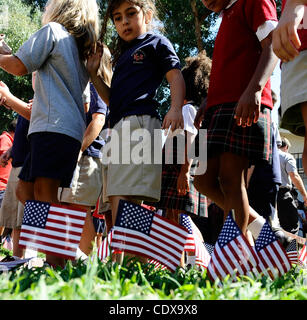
[111,200,188,272]
[19,200,87,260]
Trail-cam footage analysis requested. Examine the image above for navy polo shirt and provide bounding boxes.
[83,83,108,159]
[108,32,181,128]
[11,115,30,168]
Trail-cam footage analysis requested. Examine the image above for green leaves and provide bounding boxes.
[0,249,306,300]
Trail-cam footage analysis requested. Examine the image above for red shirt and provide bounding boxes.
[282,1,307,52]
[0,131,14,190]
[206,0,278,111]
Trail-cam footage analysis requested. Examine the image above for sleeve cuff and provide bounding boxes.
[256,20,278,42]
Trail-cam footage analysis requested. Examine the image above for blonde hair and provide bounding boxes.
[42,0,100,60]
[97,43,113,87]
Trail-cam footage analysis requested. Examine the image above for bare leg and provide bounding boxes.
[218,152,250,234]
[78,208,96,256]
[194,157,262,225]
[12,228,24,258]
[16,180,34,205]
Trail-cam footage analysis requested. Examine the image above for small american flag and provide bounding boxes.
[97,229,114,262]
[207,212,259,281]
[148,259,167,270]
[180,214,211,268]
[298,244,307,267]
[286,239,298,265]
[111,200,188,272]
[19,200,87,260]
[254,222,291,279]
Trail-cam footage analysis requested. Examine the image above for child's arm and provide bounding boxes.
[234,31,278,127]
[0,146,12,168]
[162,69,185,131]
[0,35,12,55]
[0,54,27,76]
[87,46,111,106]
[0,81,31,120]
[81,113,106,152]
[273,0,306,62]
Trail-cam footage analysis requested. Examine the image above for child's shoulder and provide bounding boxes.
[142,32,173,47]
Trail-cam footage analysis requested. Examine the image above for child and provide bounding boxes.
[0,0,100,267]
[273,1,307,177]
[87,0,185,230]
[58,78,110,256]
[194,0,279,236]
[154,51,211,222]
[0,77,32,259]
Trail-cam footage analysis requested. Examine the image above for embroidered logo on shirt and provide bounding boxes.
[132,49,146,64]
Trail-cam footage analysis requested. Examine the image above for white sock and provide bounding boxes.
[247,215,266,240]
[186,255,196,265]
[76,247,88,260]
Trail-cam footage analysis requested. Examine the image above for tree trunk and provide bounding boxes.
[190,0,204,52]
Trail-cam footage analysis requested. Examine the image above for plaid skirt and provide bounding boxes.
[153,163,208,217]
[200,103,272,164]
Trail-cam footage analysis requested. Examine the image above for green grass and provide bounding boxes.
[1,247,307,300]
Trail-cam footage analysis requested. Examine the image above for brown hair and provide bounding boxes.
[100,0,158,65]
[181,50,212,106]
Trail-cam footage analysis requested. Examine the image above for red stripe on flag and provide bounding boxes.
[20,229,80,244]
[112,231,181,261]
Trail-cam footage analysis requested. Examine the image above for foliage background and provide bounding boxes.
[0,0,282,131]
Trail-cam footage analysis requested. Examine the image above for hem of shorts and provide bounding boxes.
[107,187,160,202]
[281,93,307,115]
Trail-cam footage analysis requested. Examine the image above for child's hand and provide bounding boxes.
[87,43,103,76]
[0,34,12,55]
[177,171,190,195]
[0,148,11,167]
[0,81,10,108]
[162,107,184,132]
[272,3,304,62]
[234,90,261,127]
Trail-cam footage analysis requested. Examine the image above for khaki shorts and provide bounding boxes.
[0,166,24,228]
[102,115,162,203]
[58,155,103,207]
[280,50,307,137]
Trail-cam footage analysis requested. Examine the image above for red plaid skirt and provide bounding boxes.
[153,162,208,217]
[201,103,272,164]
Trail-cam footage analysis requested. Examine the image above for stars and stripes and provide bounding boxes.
[286,239,298,265]
[111,200,188,272]
[180,214,211,268]
[207,212,259,281]
[254,222,291,279]
[19,200,87,260]
[299,244,307,268]
[97,229,114,262]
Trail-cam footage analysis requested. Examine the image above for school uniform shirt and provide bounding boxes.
[108,32,181,128]
[15,22,90,143]
[83,83,108,159]
[206,0,278,111]
[0,131,13,191]
[10,115,30,168]
[282,1,307,52]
